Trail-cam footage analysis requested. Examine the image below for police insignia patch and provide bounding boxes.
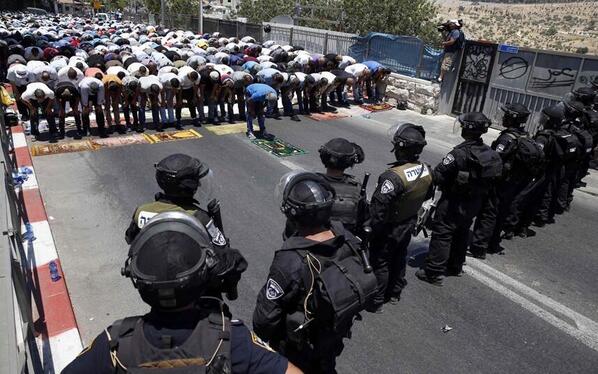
[266,278,284,300]
[206,220,227,247]
[442,153,455,165]
[380,180,394,194]
[251,331,276,352]
[496,144,506,152]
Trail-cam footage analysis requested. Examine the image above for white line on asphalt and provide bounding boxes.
[279,159,304,171]
[466,263,598,352]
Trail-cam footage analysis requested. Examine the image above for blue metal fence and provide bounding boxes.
[349,33,443,80]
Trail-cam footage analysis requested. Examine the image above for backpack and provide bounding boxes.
[505,132,545,176]
[297,237,377,332]
[554,129,580,162]
[108,305,231,373]
[569,125,594,156]
[456,30,466,49]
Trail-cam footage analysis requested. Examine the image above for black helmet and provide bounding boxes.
[591,76,598,89]
[389,123,427,156]
[155,154,212,198]
[319,138,364,170]
[571,87,595,106]
[122,211,217,309]
[455,112,491,138]
[500,102,530,127]
[562,95,585,119]
[539,104,565,130]
[278,172,335,228]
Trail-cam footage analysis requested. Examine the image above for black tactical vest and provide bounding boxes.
[318,174,361,230]
[109,310,231,374]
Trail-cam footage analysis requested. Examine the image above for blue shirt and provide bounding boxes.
[256,68,281,86]
[363,60,383,74]
[445,29,463,53]
[242,61,259,73]
[246,83,277,102]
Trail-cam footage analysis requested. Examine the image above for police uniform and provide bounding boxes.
[369,161,432,304]
[556,118,586,212]
[423,138,501,277]
[62,306,288,373]
[253,222,360,374]
[125,193,227,249]
[470,127,533,254]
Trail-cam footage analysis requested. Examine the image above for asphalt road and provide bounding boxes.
[33,109,598,373]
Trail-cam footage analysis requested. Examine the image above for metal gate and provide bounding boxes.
[452,41,498,114]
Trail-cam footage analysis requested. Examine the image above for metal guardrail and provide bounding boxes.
[266,23,357,56]
[0,106,43,373]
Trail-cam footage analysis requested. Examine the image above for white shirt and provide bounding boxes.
[21,82,54,102]
[178,66,199,89]
[338,56,356,69]
[78,77,105,106]
[7,64,31,86]
[345,63,369,78]
[139,75,163,93]
[57,66,84,85]
[127,62,149,77]
[32,65,59,89]
[159,72,179,89]
[107,66,130,77]
[213,64,233,77]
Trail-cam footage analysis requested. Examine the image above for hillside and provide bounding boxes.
[438,1,598,55]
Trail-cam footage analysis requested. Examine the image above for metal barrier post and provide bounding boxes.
[289,27,294,46]
[324,32,329,54]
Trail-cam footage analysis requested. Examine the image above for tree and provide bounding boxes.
[544,25,557,36]
[237,0,441,44]
[575,46,589,54]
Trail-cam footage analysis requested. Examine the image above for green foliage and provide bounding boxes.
[575,46,589,54]
[238,0,441,44]
[544,25,557,36]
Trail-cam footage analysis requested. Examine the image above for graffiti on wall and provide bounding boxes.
[461,43,495,83]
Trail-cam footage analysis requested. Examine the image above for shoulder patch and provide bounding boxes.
[251,331,275,352]
[403,164,430,182]
[206,219,227,247]
[380,179,395,194]
[265,278,284,300]
[137,210,158,229]
[496,143,506,153]
[442,153,455,165]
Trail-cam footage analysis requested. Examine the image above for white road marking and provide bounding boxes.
[279,159,304,171]
[466,262,598,352]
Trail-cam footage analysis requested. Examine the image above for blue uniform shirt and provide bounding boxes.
[61,312,288,374]
[363,60,383,74]
[246,83,277,103]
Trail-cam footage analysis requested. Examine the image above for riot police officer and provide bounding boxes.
[283,139,365,239]
[62,212,301,374]
[417,113,502,284]
[125,154,228,251]
[469,103,540,258]
[368,123,433,311]
[557,98,592,210]
[532,104,569,227]
[253,172,376,374]
[569,87,597,184]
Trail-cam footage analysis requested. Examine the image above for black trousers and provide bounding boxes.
[425,194,484,275]
[556,162,579,212]
[370,222,413,305]
[177,88,197,120]
[234,87,246,120]
[535,165,564,222]
[58,98,81,134]
[509,175,546,231]
[470,178,528,254]
[122,95,139,129]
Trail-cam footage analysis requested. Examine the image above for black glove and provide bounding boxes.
[211,248,247,300]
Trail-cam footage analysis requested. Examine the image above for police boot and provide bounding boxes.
[415,269,443,286]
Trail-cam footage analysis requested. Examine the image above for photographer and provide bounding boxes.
[439,19,465,83]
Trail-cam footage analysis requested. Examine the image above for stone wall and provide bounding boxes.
[385,73,441,115]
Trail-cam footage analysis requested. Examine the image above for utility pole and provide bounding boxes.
[198,0,203,34]
[160,0,165,27]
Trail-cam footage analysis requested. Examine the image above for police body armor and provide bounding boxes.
[318,174,361,230]
[568,123,594,157]
[388,162,432,223]
[453,143,502,194]
[108,309,231,373]
[134,200,227,248]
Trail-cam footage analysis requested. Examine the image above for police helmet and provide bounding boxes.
[571,87,596,106]
[454,112,491,138]
[318,138,365,170]
[500,102,530,127]
[388,123,427,156]
[122,211,217,309]
[539,104,565,130]
[562,95,586,119]
[277,172,335,227]
[155,153,213,200]
[591,76,598,89]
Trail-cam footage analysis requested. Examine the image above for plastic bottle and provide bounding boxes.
[49,261,61,282]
